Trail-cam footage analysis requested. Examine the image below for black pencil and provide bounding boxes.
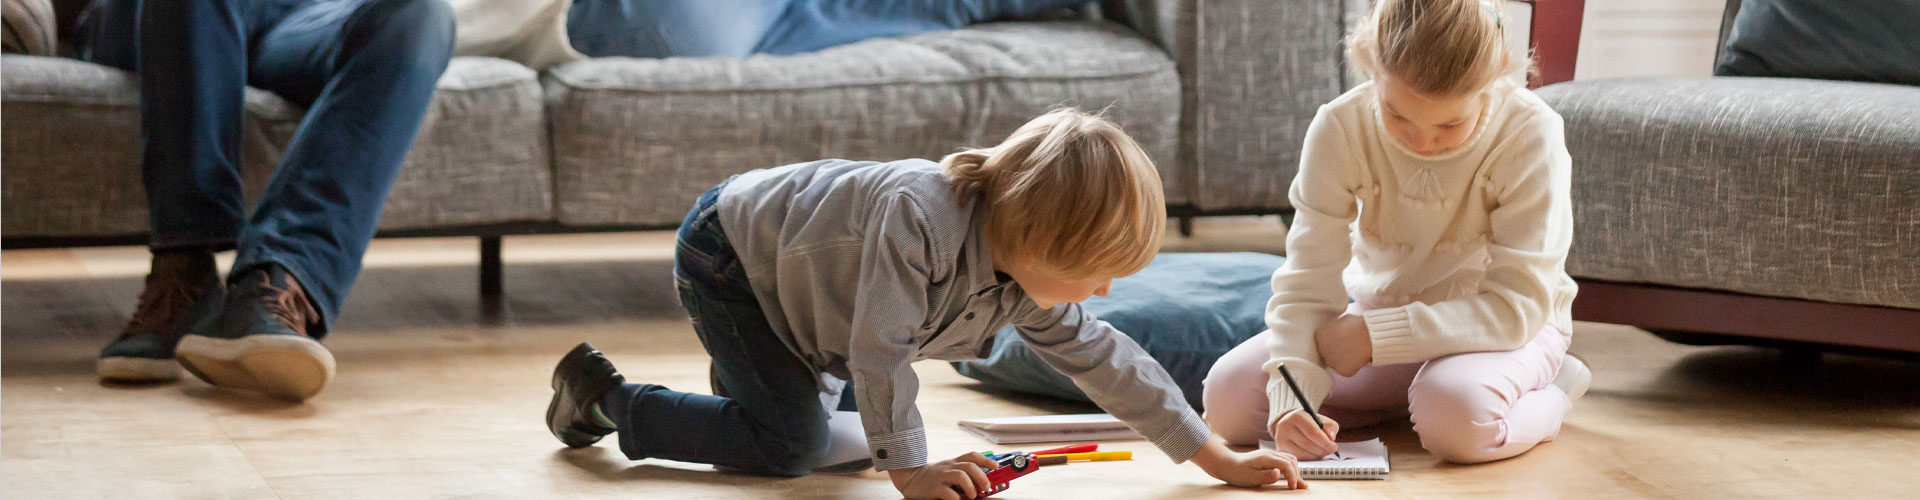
[1276,362,1341,459]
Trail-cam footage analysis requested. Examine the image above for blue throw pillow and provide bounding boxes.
[1716,0,1920,85]
[951,252,1284,410]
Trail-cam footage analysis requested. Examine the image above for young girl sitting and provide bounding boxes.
[544,109,1304,499]
[1202,0,1592,464]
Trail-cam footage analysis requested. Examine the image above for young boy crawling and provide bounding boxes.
[544,109,1303,499]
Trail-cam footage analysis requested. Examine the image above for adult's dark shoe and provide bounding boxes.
[98,250,223,382]
[176,265,334,400]
[547,342,625,448]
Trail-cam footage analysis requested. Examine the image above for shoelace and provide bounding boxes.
[257,275,311,334]
[122,275,199,336]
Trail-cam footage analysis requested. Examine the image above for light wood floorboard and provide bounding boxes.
[5,221,1916,499]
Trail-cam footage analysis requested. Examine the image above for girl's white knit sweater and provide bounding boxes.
[1262,80,1578,425]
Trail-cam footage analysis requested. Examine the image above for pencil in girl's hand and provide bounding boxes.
[1276,362,1341,459]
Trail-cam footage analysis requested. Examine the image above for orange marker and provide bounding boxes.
[1036,450,1131,462]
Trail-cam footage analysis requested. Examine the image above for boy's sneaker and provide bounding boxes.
[547,342,625,448]
[1552,352,1592,404]
[98,250,223,382]
[176,265,335,400]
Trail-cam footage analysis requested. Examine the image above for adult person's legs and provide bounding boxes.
[76,0,454,400]
[565,0,1093,59]
[79,0,257,383]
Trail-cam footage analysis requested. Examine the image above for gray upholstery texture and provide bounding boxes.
[1536,77,1920,310]
[0,55,550,238]
[1,55,289,237]
[1097,0,1351,211]
[545,21,1179,226]
[244,57,553,231]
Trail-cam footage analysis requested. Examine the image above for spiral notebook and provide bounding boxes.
[1258,438,1391,480]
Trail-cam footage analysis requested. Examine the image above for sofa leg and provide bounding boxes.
[480,236,503,321]
[1779,348,1822,373]
[1178,215,1195,237]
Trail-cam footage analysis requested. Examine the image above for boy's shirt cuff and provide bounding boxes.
[868,427,929,471]
[1151,408,1213,464]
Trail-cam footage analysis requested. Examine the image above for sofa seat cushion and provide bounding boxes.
[1536,77,1920,310]
[0,55,551,239]
[543,20,1180,226]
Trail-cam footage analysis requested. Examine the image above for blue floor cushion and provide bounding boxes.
[951,252,1284,410]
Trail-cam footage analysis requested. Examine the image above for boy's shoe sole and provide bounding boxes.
[176,334,335,401]
[97,356,181,382]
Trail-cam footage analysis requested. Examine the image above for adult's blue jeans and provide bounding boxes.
[566,0,1093,58]
[73,0,456,336]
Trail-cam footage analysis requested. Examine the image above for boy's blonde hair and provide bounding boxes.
[1347,0,1531,97]
[941,108,1165,280]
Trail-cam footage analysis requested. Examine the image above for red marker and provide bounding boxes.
[1030,443,1097,455]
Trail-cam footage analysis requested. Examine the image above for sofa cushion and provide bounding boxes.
[244,57,554,231]
[1716,0,1920,85]
[543,20,1180,227]
[0,55,551,239]
[951,252,1283,410]
[1536,77,1920,310]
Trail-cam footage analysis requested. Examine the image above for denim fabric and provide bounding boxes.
[565,0,1093,58]
[73,0,455,335]
[608,182,831,477]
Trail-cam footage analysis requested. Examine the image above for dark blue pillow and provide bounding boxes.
[1716,0,1920,85]
[951,252,1283,410]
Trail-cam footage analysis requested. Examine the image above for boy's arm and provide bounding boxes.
[1361,113,1574,365]
[1262,109,1362,428]
[848,193,939,472]
[1011,304,1210,463]
[1014,307,1303,489]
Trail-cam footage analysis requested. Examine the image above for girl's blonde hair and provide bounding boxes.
[1347,0,1531,97]
[941,108,1165,280]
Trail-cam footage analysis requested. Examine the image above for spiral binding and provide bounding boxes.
[1306,466,1387,479]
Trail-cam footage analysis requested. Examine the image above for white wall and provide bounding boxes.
[1573,0,1729,79]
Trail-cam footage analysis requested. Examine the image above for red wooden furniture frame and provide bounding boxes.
[1515,0,1585,88]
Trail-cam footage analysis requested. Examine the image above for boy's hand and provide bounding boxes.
[887,452,997,500]
[1191,435,1304,490]
[1268,409,1341,460]
[1314,314,1372,376]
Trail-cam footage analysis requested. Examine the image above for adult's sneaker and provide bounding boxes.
[98,250,223,382]
[176,265,334,400]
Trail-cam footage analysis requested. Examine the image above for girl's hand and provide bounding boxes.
[1314,314,1372,376]
[1191,436,1305,490]
[887,453,997,500]
[1268,409,1341,460]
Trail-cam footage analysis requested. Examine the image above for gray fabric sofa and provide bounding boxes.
[3,0,1358,246]
[1535,0,1920,353]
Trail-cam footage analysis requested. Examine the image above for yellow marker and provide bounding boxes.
[1036,450,1132,462]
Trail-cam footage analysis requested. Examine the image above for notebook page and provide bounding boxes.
[957,414,1126,431]
[1258,438,1390,479]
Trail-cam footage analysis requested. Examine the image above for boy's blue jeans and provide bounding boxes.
[72,0,455,335]
[566,0,1093,58]
[608,182,847,477]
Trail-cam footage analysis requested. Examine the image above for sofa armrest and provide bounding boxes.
[1537,77,1920,310]
[1098,0,1356,212]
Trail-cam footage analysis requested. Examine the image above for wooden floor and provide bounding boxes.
[5,218,1918,499]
